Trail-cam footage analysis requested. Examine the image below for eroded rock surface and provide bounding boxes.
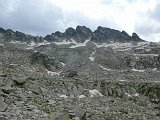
[0,26,160,120]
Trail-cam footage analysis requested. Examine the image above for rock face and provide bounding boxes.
[0,27,43,44]
[44,26,92,43]
[0,26,143,44]
[0,26,160,120]
[43,26,143,43]
[0,97,7,112]
[90,26,144,43]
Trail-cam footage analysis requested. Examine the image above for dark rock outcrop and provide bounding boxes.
[90,26,144,43]
[0,28,43,43]
[30,52,60,71]
[1,26,144,44]
[0,97,7,112]
[44,26,92,43]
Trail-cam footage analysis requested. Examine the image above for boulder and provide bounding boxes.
[66,70,78,78]
[55,112,70,120]
[24,83,42,95]
[0,70,7,77]
[12,75,29,85]
[0,97,7,112]
[1,79,15,94]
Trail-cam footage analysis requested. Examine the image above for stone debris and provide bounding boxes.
[0,26,160,120]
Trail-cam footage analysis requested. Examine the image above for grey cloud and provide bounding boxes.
[100,0,112,4]
[0,0,118,36]
[136,21,160,35]
[150,3,160,22]
[0,0,64,36]
[100,0,138,5]
[135,2,160,41]
[62,11,118,31]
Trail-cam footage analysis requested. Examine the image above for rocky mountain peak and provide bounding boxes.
[0,28,14,35]
[0,27,6,33]
[44,26,92,43]
[90,26,144,43]
[64,27,76,36]
[131,32,143,41]
[0,26,144,44]
[76,25,92,36]
[121,30,130,38]
[64,26,92,42]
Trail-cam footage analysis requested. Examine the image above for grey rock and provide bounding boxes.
[1,79,15,94]
[12,75,29,85]
[0,89,6,97]
[1,26,160,120]
[24,83,42,95]
[132,32,143,41]
[90,26,143,43]
[81,112,87,120]
[0,70,7,77]
[0,79,4,87]
[65,70,78,78]
[55,112,70,120]
[0,117,7,120]
[0,97,7,112]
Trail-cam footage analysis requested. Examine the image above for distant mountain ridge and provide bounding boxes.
[0,26,144,43]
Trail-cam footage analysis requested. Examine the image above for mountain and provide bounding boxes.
[0,26,160,120]
[44,26,144,43]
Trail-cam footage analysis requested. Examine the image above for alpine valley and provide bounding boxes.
[0,26,160,120]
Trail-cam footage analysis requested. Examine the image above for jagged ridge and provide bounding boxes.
[0,26,144,44]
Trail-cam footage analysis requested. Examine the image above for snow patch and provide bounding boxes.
[26,47,34,49]
[27,40,51,49]
[134,93,139,97]
[36,41,51,46]
[132,69,145,72]
[99,64,111,71]
[137,42,150,47]
[93,41,150,52]
[10,41,24,44]
[88,56,95,61]
[155,81,160,83]
[125,93,139,97]
[133,54,159,57]
[70,39,90,48]
[54,39,90,48]
[119,80,127,82]
[89,89,103,98]
[88,50,96,61]
[94,42,132,51]
[46,69,61,76]
[54,39,76,45]
[78,95,86,99]
[89,56,95,61]
[59,94,68,99]
[93,42,106,48]
[30,41,36,46]
[146,49,150,52]
[60,62,65,66]
[125,93,132,97]
[152,68,157,71]
[48,100,56,104]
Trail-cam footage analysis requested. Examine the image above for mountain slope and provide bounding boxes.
[0,26,160,120]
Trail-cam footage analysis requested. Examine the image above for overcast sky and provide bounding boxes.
[0,0,160,41]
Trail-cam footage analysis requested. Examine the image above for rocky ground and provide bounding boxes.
[0,26,160,120]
